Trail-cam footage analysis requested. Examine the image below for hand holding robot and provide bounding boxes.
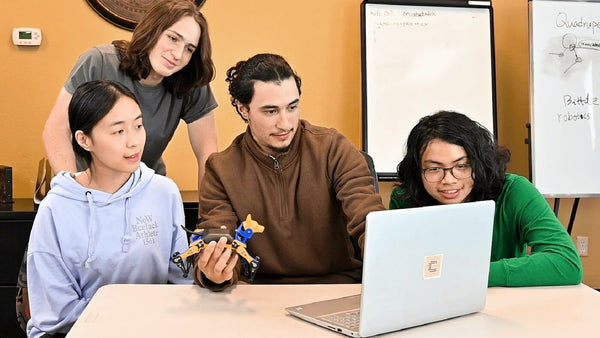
[172,214,265,282]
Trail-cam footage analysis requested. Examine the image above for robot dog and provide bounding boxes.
[172,214,264,282]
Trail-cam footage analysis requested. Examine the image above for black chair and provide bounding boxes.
[15,247,28,335]
[360,151,379,193]
[350,151,380,261]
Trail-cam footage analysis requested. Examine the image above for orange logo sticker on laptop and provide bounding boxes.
[423,254,443,279]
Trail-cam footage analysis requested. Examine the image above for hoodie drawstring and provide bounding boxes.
[122,197,132,252]
[84,191,97,268]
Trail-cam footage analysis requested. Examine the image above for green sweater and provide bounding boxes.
[389,174,583,287]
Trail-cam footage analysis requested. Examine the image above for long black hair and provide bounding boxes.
[69,80,139,166]
[393,111,510,206]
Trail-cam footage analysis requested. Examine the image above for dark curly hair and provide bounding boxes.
[225,53,301,122]
[393,110,510,206]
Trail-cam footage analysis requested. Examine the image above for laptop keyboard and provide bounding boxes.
[320,310,361,331]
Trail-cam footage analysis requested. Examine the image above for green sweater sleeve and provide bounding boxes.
[488,174,583,287]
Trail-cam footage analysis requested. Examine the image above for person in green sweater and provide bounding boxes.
[390,110,582,287]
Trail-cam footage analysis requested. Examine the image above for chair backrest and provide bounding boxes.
[349,151,380,261]
[16,247,29,333]
[360,151,379,193]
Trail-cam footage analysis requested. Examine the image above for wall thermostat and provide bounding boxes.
[12,27,42,46]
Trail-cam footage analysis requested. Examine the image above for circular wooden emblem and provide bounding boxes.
[86,0,207,31]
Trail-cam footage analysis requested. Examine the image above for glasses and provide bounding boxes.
[422,164,472,183]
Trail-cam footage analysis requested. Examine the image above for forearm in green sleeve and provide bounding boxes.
[488,261,507,287]
[488,253,582,287]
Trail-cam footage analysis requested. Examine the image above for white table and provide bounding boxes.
[67,283,600,337]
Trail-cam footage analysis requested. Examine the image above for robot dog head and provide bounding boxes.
[242,214,265,233]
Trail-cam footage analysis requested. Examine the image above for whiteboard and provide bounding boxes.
[529,0,600,197]
[361,1,496,180]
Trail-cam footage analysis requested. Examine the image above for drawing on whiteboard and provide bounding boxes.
[549,33,600,73]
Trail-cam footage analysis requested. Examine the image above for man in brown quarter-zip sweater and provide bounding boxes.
[194,53,385,291]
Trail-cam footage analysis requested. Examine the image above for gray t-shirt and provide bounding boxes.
[65,44,218,174]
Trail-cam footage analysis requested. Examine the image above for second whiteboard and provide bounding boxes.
[361,1,496,178]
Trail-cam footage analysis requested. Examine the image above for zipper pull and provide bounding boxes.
[269,155,280,170]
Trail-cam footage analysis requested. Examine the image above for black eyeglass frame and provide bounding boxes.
[421,164,473,183]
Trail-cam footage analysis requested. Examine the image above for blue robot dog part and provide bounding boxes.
[172,214,265,283]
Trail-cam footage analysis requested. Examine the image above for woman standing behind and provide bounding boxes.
[390,110,582,287]
[43,0,217,194]
[27,80,192,338]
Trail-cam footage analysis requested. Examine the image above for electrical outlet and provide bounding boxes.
[576,236,589,257]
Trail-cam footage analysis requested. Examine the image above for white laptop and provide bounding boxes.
[285,200,495,337]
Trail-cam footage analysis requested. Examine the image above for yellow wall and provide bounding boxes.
[1,1,598,286]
